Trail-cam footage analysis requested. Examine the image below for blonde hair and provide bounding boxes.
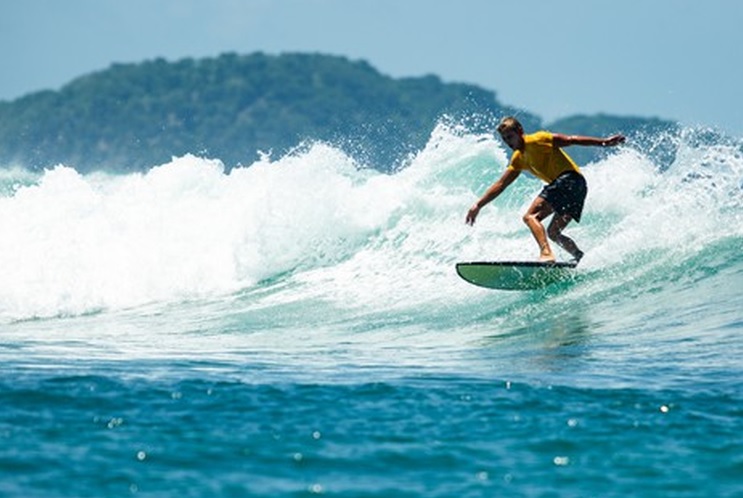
[497,116,524,135]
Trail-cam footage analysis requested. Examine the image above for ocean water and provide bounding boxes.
[0,125,741,497]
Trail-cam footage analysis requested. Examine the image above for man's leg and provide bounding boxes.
[523,197,556,262]
[547,214,584,261]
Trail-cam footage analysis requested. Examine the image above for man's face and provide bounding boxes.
[499,128,524,151]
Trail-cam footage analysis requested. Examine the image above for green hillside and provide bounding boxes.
[0,52,675,173]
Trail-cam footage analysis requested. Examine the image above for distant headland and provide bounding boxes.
[0,52,677,173]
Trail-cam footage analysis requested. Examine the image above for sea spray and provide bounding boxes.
[0,148,371,319]
[0,124,740,323]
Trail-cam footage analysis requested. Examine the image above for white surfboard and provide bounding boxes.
[455,261,577,290]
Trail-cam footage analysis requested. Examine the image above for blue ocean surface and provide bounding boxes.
[1,125,741,497]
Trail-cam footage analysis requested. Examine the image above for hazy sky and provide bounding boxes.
[2,0,742,135]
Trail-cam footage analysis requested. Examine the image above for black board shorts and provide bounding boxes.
[538,171,587,222]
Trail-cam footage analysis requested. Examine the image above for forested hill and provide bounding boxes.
[0,52,675,173]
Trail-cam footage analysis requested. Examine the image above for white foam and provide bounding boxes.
[0,125,740,321]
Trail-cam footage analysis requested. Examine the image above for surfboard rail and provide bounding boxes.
[455,260,577,290]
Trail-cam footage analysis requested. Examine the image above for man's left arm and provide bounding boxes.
[552,133,626,148]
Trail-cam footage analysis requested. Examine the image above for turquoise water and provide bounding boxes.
[1,126,742,497]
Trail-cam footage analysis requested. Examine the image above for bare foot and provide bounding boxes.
[538,253,556,263]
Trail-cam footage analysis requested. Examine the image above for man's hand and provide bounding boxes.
[466,204,480,225]
[603,134,626,147]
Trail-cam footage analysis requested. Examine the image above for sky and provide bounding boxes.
[2,0,742,136]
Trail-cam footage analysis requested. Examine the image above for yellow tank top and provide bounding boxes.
[507,131,581,183]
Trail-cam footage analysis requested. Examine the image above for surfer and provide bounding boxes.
[465,117,625,263]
